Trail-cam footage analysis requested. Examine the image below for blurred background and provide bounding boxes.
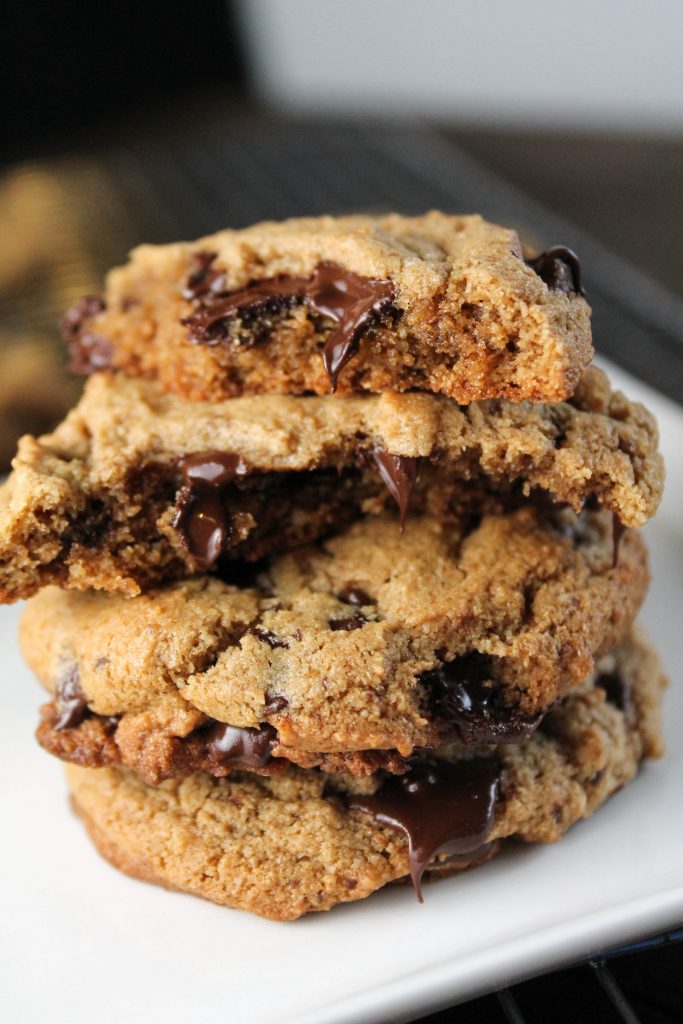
[0,0,682,470]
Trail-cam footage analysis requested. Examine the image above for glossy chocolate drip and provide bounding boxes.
[173,451,249,570]
[349,759,499,900]
[337,584,374,606]
[425,653,543,744]
[526,246,585,297]
[204,721,277,770]
[54,669,90,731]
[61,295,113,374]
[612,513,626,567]
[371,447,417,529]
[313,263,396,391]
[182,260,396,390]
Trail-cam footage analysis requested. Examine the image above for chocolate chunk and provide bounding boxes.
[183,278,307,345]
[204,721,276,770]
[61,295,113,374]
[182,261,396,390]
[313,263,396,391]
[54,668,90,731]
[183,251,226,299]
[173,451,249,570]
[612,513,626,568]
[263,695,289,715]
[329,614,366,631]
[179,451,249,488]
[247,627,289,649]
[526,246,585,297]
[425,653,543,744]
[337,585,374,606]
[371,447,417,529]
[349,759,499,900]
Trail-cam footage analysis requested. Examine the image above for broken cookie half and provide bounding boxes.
[0,366,662,601]
[62,212,592,403]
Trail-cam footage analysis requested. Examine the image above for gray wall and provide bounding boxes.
[240,0,683,132]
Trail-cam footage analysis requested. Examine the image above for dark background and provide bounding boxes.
[2,0,682,298]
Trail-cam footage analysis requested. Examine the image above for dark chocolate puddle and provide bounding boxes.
[182,259,397,390]
[349,758,499,900]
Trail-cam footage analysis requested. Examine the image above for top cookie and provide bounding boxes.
[62,212,592,403]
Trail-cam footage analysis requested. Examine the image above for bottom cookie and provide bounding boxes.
[66,628,665,921]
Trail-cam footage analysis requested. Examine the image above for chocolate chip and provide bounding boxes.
[349,759,499,901]
[337,584,374,606]
[183,251,226,300]
[313,263,397,391]
[526,246,585,297]
[60,295,113,375]
[179,451,249,488]
[425,653,543,745]
[247,627,289,650]
[203,721,276,770]
[173,451,249,570]
[263,695,289,715]
[371,447,417,529]
[329,614,366,631]
[54,668,90,731]
[181,261,397,390]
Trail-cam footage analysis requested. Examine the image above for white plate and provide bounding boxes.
[1,360,681,1024]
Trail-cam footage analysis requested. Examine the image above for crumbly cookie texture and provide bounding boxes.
[62,212,592,402]
[25,507,648,777]
[0,366,662,601]
[65,627,666,920]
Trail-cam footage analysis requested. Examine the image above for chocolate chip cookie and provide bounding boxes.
[25,506,648,783]
[64,627,666,920]
[61,212,592,402]
[0,366,661,601]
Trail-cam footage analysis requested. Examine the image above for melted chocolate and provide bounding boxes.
[204,721,276,770]
[183,251,226,299]
[54,669,90,731]
[337,585,374,606]
[526,246,585,297]
[313,263,396,391]
[329,614,366,632]
[182,261,396,390]
[371,447,417,529]
[61,295,113,374]
[349,759,499,900]
[612,513,626,567]
[173,451,249,570]
[425,653,543,744]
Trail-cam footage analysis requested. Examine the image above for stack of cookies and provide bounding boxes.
[2,213,666,920]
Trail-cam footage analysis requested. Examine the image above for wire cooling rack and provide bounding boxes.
[1,116,681,1022]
